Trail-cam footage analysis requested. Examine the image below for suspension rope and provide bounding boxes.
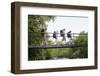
[31,32,87,37]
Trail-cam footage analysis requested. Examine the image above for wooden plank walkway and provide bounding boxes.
[29,44,83,49]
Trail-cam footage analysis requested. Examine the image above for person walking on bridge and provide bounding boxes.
[67,30,72,40]
[53,31,58,44]
[60,28,66,41]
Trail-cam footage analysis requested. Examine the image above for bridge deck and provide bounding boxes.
[29,44,83,49]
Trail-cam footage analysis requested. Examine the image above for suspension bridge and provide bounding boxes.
[28,32,87,49]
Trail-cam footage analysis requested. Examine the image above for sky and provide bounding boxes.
[46,16,88,34]
[46,16,88,42]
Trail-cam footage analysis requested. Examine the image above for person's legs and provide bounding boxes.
[62,35,66,44]
[55,37,58,45]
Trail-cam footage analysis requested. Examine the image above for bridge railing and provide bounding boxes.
[28,32,87,49]
[30,32,87,37]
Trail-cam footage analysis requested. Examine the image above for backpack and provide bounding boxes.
[67,32,71,38]
[60,30,64,37]
[53,32,56,38]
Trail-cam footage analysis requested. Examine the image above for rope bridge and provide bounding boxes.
[29,32,87,49]
[31,32,87,37]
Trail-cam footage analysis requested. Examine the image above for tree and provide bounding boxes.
[70,31,88,58]
[28,15,55,60]
[28,15,55,45]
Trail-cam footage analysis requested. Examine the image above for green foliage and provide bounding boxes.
[70,31,88,58]
[28,48,47,60]
[28,15,55,60]
[28,15,55,45]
